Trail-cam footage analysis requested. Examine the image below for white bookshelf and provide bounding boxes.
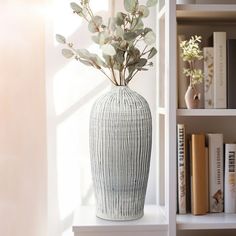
[177,109,236,116]
[173,3,236,236]
[177,213,236,230]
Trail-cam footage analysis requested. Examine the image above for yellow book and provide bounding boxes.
[191,134,208,215]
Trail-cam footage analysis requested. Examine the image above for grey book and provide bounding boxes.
[227,39,236,108]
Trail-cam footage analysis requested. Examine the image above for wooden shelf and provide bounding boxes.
[177,4,236,21]
[73,205,168,234]
[177,213,236,230]
[177,109,236,117]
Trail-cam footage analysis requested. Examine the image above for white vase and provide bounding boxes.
[89,86,152,221]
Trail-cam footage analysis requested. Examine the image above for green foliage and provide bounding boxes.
[57,0,158,86]
[124,0,138,13]
[180,35,204,85]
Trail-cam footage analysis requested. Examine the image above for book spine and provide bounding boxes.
[177,124,186,214]
[224,144,236,213]
[191,134,208,215]
[177,35,188,109]
[204,47,214,109]
[227,39,236,108]
[207,133,224,213]
[213,32,227,108]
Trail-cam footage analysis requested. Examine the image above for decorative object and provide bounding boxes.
[56,0,157,220]
[179,35,204,109]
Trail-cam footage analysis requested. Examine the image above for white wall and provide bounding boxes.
[0,1,47,236]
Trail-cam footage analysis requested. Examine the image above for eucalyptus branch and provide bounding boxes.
[57,0,158,86]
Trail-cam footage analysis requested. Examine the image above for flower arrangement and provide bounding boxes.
[56,0,157,86]
[180,35,204,86]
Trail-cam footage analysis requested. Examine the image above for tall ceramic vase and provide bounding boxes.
[89,86,152,221]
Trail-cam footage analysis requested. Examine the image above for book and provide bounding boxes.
[227,39,236,108]
[224,143,236,213]
[207,133,224,213]
[213,32,227,108]
[177,124,187,214]
[204,47,214,108]
[177,35,188,109]
[191,134,208,215]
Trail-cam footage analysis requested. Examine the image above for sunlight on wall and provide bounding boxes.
[47,1,157,235]
[50,0,110,232]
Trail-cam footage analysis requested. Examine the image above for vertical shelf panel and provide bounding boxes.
[158,14,166,108]
[158,114,166,206]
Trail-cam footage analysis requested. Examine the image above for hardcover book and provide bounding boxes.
[224,143,236,213]
[213,32,227,108]
[207,133,224,213]
[204,47,214,108]
[177,124,187,214]
[227,39,236,108]
[191,134,208,215]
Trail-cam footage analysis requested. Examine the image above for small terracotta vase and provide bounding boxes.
[185,85,200,109]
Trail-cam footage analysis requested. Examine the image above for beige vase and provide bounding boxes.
[184,85,201,109]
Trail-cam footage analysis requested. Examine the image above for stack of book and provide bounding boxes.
[178,32,236,109]
[177,124,236,215]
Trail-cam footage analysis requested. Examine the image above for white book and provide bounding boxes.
[177,124,186,214]
[204,47,214,109]
[177,35,188,109]
[225,144,236,213]
[213,32,227,108]
[207,133,224,213]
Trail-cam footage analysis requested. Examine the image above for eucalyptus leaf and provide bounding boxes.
[144,31,156,45]
[88,16,102,33]
[136,58,147,68]
[124,0,138,13]
[101,44,116,56]
[119,40,127,50]
[114,49,125,64]
[124,32,137,41]
[138,5,149,18]
[70,2,83,16]
[91,55,107,68]
[79,58,93,67]
[62,48,74,58]
[146,0,157,7]
[77,49,91,59]
[116,12,126,26]
[91,35,99,44]
[131,17,144,30]
[148,47,157,59]
[116,26,124,39]
[56,34,66,44]
[99,31,110,45]
[143,27,152,35]
[102,54,112,66]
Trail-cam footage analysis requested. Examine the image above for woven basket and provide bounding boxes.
[89,86,152,220]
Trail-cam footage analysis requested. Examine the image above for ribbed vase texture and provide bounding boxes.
[89,86,152,220]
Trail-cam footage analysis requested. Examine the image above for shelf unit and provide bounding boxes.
[171,3,236,236]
